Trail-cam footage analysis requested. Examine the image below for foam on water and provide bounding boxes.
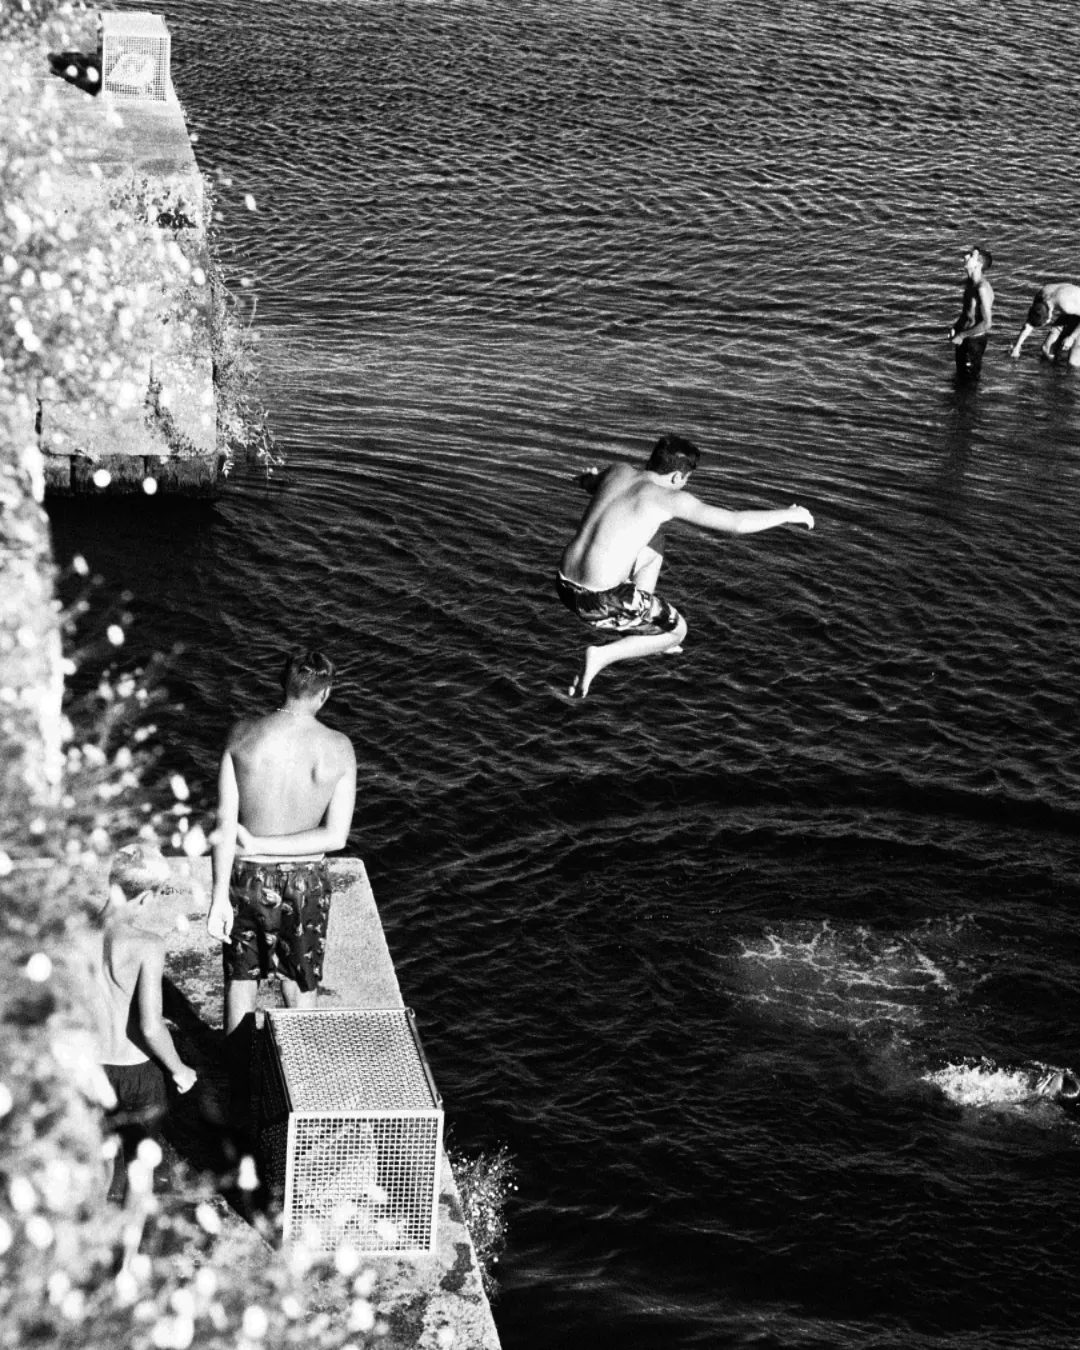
[731,921,950,1033]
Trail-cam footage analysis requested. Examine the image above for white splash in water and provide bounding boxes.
[924,1060,1078,1109]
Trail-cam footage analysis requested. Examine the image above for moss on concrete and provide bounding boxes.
[439,1242,476,1296]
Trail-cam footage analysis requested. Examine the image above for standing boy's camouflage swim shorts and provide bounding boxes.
[223,858,332,992]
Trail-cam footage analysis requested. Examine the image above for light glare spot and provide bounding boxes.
[348,1299,375,1334]
[9,1176,36,1213]
[182,824,208,858]
[26,1215,54,1249]
[136,1138,163,1169]
[195,1202,222,1235]
[241,1306,268,1339]
[25,953,53,983]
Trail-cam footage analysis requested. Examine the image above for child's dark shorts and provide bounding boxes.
[104,1059,168,1131]
[103,1060,169,1201]
[223,858,333,993]
[555,571,683,636]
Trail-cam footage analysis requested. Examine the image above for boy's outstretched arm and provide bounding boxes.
[1010,322,1036,358]
[673,494,814,535]
[136,939,197,1093]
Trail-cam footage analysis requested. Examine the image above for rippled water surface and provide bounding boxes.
[49,2,1080,1346]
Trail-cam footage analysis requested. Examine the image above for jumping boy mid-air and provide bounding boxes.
[555,433,814,699]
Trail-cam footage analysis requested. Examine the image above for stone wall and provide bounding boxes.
[0,404,64,806]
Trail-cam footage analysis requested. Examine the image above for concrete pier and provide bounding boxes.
[27,18,225,495]
[166,856,502,1350]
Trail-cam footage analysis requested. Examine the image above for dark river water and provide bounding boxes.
[48,1,1080,1346]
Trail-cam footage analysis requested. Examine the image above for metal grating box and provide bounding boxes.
[260,1008,444,1254]
[101,11,172,102]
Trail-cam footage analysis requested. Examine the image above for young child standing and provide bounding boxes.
[96,843,197,1201]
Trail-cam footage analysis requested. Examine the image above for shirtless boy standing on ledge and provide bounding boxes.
[556,434,814,700]
[209,650,356,1057]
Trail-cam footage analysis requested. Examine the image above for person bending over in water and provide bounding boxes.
[1009,282,1080,366]
[555,433,814,700]
[949,245,994,383]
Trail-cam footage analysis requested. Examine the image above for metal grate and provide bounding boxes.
[288,1115,442,1251]
[260,1009,443,1254]
[101,11,172,102]
[268,1007,439,1111]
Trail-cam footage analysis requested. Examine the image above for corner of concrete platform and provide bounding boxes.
[164,855,502,1349]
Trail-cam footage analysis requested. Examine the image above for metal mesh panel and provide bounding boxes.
[101,12,171,102]
[268,1009,439,1111]
[260,1120,290,1202]
[262,1010,443,1254]
[288,1114,442,1252]
[258,1027,290,1122]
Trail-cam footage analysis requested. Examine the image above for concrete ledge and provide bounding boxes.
[30,49,221,494]
[43,449,228,496]
[165,856,500,1350]
[321,859,407,1009]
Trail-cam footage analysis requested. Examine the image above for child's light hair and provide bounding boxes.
[108,842,171,901]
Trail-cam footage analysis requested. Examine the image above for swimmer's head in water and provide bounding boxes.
[282,649,335,701]
[647,433,701,478]
[1034,1067,1080,1108]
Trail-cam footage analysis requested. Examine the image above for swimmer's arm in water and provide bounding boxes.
[234,758,358,857]
[672,494,814,535]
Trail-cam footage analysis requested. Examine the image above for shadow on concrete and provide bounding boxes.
[160,976,276,1227]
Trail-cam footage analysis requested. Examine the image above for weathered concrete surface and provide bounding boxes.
[27,47,222,494]
[165,856,501,1350]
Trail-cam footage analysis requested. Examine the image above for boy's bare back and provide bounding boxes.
[228,711,354,837]
[560,463,681,591]
[95,922,165,1066]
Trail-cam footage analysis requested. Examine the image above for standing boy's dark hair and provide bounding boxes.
[281,649,335,700]
[646,433,701,477]
[973,244,993,269]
